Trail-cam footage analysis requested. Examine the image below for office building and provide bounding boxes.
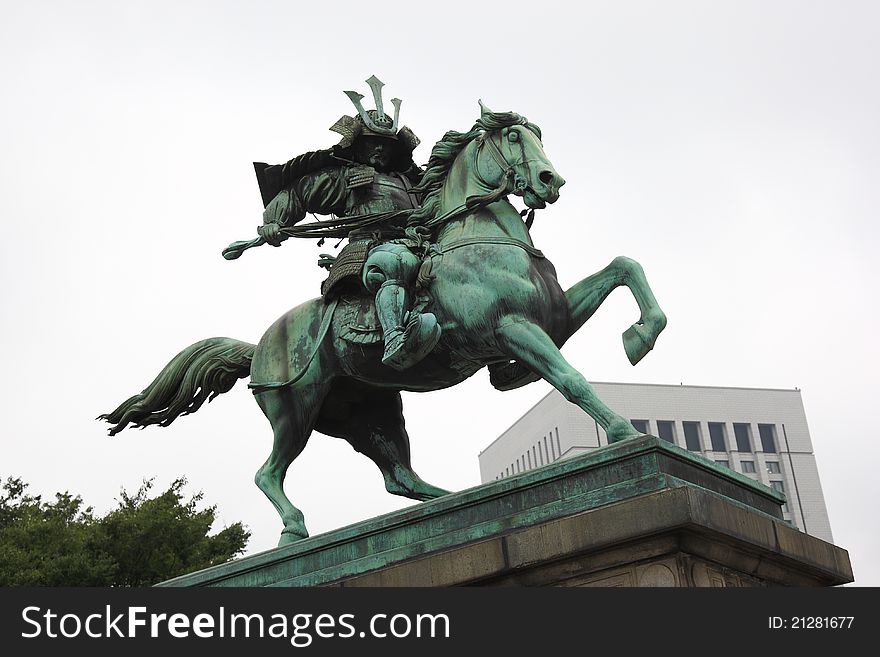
[478,382,834,543]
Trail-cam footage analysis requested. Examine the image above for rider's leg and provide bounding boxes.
[364,244,441,371]
[565,256,667,365]
[495,317,642,443]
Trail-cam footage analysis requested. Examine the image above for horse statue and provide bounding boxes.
[100,103,667,546]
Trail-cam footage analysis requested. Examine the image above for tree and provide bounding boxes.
[0,477,115,586]
[0,476,249,586]
[99,478,250,586]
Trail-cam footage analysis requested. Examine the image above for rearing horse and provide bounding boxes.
[101,104,667,545]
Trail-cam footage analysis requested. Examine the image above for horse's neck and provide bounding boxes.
[436,143,532,243]
[435,200,530,243]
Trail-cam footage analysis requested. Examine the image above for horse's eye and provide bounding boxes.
[508,130,520,142]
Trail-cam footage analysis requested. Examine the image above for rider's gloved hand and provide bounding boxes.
[317,253,337,270]
[258,223,285,247]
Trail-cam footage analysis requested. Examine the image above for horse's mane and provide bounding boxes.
[408,110,542,226]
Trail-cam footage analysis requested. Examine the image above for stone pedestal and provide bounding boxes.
[160,435,853,587]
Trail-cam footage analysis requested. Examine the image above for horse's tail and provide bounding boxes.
[99,337,255,436]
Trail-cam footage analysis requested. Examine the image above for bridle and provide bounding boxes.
[473,125,539,197]
[415,124,547,232]
[471,125,547,229]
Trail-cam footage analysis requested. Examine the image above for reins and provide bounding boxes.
[430,236,545,259]
[415,127,542,231]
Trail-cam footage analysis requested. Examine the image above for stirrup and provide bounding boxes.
[382,312,441,371]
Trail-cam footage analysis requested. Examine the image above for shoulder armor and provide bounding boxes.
[347,165,376,189]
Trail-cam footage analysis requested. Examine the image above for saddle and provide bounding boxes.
[334,291,536,390]
[334,292,433,346]
[334,295,384,345]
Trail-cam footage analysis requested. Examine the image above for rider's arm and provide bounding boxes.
[258,168,348,246]
[277,149,336,189]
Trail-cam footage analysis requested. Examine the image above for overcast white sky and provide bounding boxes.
[2,1,878,585]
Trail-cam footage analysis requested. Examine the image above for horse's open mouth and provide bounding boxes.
[522,188,548,209]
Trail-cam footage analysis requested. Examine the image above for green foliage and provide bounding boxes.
[100,478,250,586]
[0,477,114,586]
[0,476,249,586]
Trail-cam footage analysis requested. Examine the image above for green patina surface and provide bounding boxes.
[102,77,670,546]
[158,435,785,587]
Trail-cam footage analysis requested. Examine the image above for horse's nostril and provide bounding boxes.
[539,170,554,185]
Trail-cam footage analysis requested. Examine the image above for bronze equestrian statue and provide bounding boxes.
[101,77,667,546]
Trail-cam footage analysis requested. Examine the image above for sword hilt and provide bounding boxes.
[222,236,266,260]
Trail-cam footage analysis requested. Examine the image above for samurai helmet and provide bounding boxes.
[329,75,419,154]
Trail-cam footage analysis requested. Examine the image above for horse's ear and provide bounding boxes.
[478,99,493,119]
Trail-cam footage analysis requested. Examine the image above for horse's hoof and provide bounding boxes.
[622,312,666,365]
[278,527,309,547]
[606,419,642,443]
[385,475,451,501]
[622,323,653,365]
[413,482,451,501]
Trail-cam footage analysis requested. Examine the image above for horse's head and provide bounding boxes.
[408,105,566,229]
[473,101,565,210]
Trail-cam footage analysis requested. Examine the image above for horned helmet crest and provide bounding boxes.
[329,75,419,153]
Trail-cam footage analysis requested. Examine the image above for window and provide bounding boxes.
[766,461,781,474]
[657,420,675,443]
[770,480,788,511]
[683,422,701,451]
[758,424,778,453]
[630,419,649,434]
[733,423,752,452]
[740,460,756,473]
[715,459,730,469]
[708,422,727,452]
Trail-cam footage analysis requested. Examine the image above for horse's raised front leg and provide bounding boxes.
[254,384,325,546]
[565,256,667,365]
[496,318,641,443]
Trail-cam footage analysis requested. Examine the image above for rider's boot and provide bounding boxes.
[375,280,441,371]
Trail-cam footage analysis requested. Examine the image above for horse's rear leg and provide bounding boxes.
[254,386,324,545]
[496,319,641,443]
[565,256,667,365]
[318,389,449,501]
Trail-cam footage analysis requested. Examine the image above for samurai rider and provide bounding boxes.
[250,76,440,371]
